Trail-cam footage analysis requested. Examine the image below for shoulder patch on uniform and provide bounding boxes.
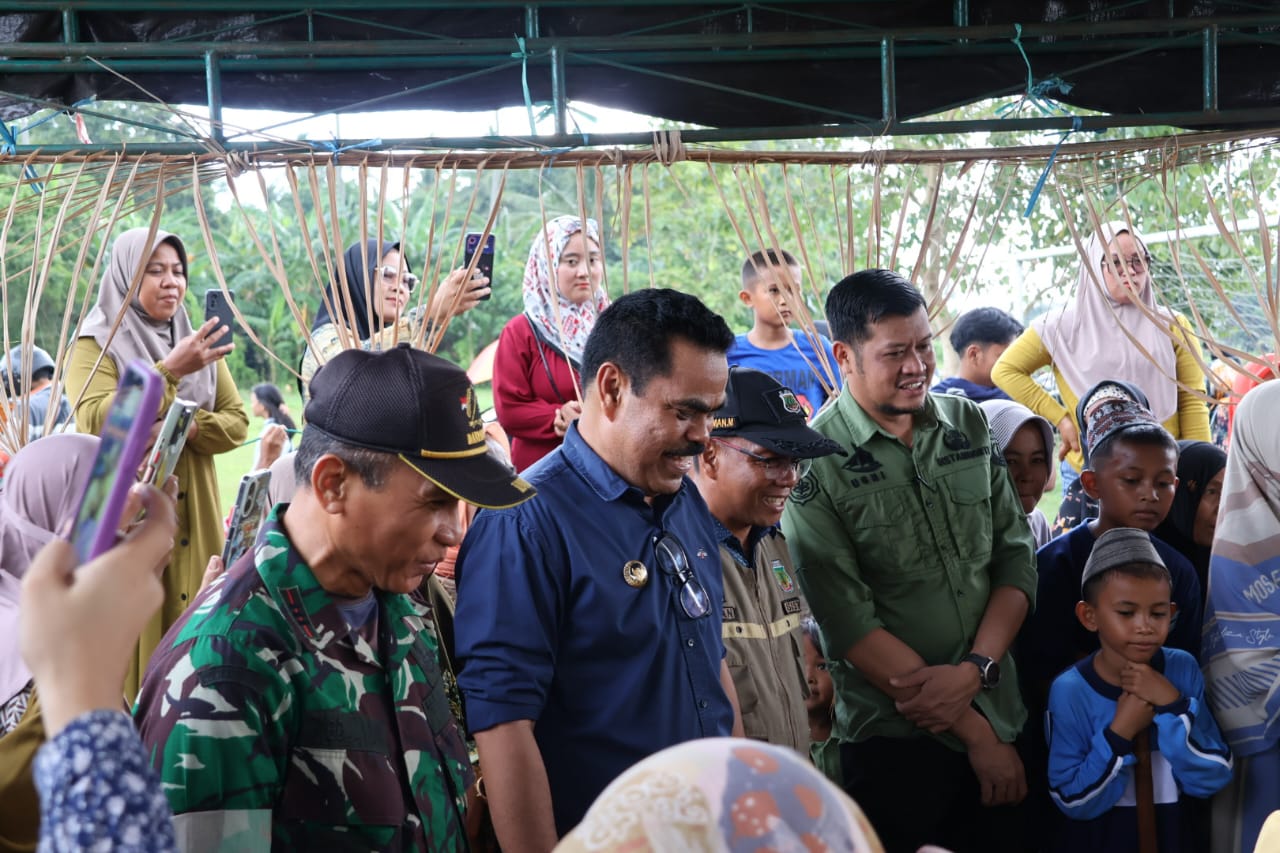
[842,447,882,475]
[990,440,1008,466]
[790,473,818,505]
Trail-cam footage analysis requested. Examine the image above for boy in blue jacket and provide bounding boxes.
[1046,527,1232,852]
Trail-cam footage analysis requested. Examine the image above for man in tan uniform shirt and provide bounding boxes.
[692,366,845,752]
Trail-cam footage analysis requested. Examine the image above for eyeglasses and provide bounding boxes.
[712,438,812,481]
[1103,255,1151,275]
[377,265,419,291]
[654,532,711,619]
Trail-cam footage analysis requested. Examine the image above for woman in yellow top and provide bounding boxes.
[66,227,248,698]
[992,220,1210,530]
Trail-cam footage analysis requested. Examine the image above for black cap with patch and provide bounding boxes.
[305,343,535,509]
[710,366,846,458]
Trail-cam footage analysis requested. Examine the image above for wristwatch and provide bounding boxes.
[963,653,1001,690]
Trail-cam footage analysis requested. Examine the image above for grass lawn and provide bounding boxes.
[213,384,302,516]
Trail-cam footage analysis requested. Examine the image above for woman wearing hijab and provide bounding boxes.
[65,227,248,698]
[299,239,488,397]
[993,220,1211,533]
[1153,440,1228,591]
[493,216,608,472]
[0,433,102,852]
[554,737,885,853]
[1202,378,1280,853]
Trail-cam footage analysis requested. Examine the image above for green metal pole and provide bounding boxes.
[11,107,1280,155]
[60,8,78,43]
[551,45,567,136]
[1203,25,1219,112]
[881,36,896,126]
[205,50,224,143]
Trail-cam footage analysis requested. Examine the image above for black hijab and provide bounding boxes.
[1153,439,1228,588]
[311,239,405,341]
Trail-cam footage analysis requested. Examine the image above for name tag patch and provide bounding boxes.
[782,597,802,615]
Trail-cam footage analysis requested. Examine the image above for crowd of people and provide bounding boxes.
[0,218,1278,853]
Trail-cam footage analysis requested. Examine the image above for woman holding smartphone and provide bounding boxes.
[66,227,248,698]
[493,215,608,472]
[298,239,489,397]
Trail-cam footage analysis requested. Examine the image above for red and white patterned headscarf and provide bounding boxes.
[522,215,609,368]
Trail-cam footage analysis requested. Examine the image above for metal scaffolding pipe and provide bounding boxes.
[205,50,223,143]
[8,112,1280,156]
[1,15,1278,57]
[1203,25,1220,113]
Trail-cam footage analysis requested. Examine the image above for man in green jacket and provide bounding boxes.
[692,366,845,754]
[782,269,1037,853]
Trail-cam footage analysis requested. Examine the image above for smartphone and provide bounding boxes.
[142,398,197,486]
[204,289,235,349]
[463,232,495,300]
[68,361,163,563]
[222,470,272,566]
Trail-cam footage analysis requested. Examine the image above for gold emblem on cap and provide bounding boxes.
[622,560,649,588]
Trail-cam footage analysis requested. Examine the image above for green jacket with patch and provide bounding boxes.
[781,390,1037,750]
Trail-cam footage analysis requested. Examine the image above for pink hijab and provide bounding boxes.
[1033,220,1178,422]
[0,433,100,703]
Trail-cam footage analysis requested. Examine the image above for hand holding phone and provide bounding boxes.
[204,290,236,349]
[68,361,164,563]
[143,399,198,485]
[222,470,273,566]
[463,233,495,301]
[163,317,234,379]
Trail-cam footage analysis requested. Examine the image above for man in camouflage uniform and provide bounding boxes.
[134,344,534,852]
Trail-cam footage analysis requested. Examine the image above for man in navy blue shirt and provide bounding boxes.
[455,288,743,850]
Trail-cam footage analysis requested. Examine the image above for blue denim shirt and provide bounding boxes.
[455,423,733,835]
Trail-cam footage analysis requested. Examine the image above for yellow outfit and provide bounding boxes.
[0,691,41,853]
[66,339,248,698]
[992,314,1210,471]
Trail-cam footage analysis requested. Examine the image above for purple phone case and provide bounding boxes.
[70,360,164,563]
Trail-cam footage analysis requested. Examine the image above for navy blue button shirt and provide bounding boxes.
[455,423,734,835]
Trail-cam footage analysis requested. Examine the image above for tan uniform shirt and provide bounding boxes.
[718,524,810,754]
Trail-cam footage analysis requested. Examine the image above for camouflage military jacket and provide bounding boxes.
[134,506,473,852]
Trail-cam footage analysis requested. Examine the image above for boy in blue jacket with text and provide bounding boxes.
[1046,527,1232,853]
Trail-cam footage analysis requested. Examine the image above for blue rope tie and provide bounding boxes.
[1024,116,1083,217]
[0,120,45,194]
[318,137,383,155]
[997,23,1075,118]
[511,35,538,136]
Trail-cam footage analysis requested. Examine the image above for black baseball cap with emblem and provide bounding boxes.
[711,366,846,458]
[305,343,535,509]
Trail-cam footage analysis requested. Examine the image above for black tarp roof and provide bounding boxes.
[2,1,1279,134]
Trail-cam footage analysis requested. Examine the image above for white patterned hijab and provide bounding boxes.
[554,737,885,853]
[522,215,609,368]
